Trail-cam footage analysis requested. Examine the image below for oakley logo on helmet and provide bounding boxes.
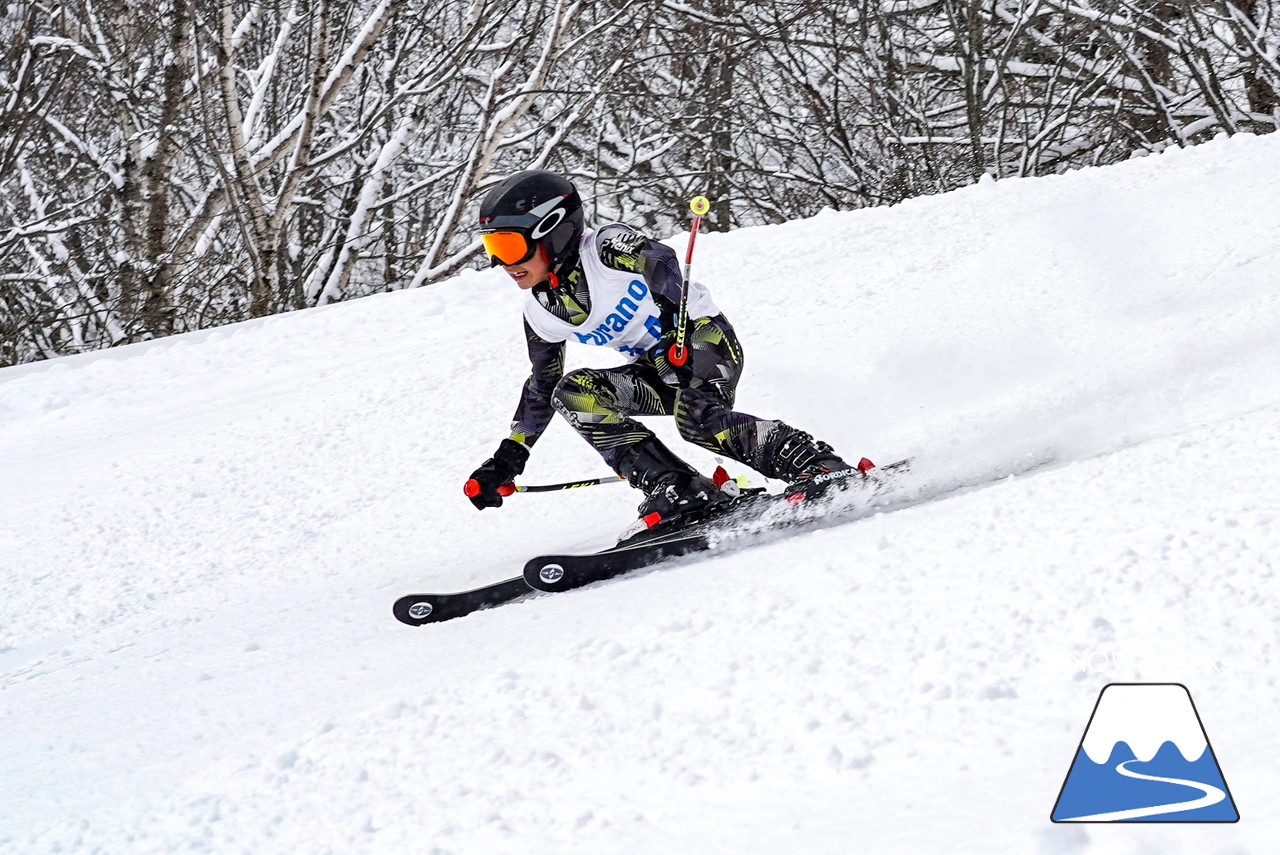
[531,206,566,239]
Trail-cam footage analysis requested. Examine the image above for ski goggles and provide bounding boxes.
[480,230,538,267]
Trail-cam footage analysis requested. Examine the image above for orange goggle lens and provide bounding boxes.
[481,231,536,266]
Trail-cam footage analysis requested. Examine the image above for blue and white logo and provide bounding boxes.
[573,279,662,351]
[1051,683,1239,822]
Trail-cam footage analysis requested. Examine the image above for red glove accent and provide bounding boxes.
[468,479,515,497]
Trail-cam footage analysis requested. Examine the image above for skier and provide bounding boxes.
[464,169,866,530]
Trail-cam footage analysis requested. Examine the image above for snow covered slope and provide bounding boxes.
[3,133,1279,854]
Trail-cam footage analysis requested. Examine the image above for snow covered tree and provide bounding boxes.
[2,0,1277,366]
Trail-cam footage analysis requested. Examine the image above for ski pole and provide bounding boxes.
[495,475,628,496]
[667,195,711,367]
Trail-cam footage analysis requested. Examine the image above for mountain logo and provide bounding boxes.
[1051,683,1239,822]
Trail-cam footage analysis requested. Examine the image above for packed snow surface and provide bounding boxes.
[3,134,1279,854]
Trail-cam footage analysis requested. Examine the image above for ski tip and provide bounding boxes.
[533,561,567,587]
[393,596,438,625]
[405,600,434,620]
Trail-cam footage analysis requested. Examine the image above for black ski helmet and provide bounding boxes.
[477,170,583,272]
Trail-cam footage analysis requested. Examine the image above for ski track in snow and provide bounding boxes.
[2,133,1280,854]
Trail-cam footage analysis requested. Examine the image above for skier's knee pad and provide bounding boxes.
[552,369,619,427]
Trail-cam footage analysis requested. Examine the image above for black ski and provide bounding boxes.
[524,522,717,592]
[393,576,531,625]
[395,457,948,625]
[394,506,744,625]
[524,458,914,593]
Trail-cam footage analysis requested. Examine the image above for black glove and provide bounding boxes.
[463,439,530,510]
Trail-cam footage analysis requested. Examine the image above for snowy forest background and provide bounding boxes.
[2,0,1277,367]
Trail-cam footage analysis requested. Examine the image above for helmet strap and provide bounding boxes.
[538,243,559,289]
